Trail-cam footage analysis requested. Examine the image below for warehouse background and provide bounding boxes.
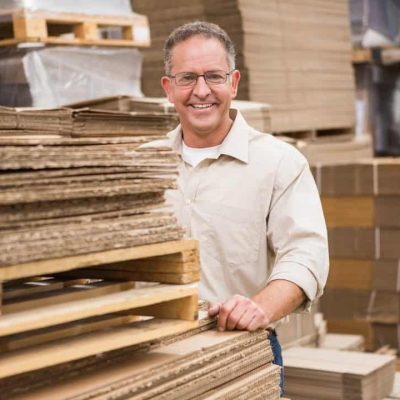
[0,1,400,399]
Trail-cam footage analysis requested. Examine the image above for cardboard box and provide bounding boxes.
[327,259,373,290]
[373,260,400,291]
[327,319,375,351]
[321,195,400,228]
[317,159,400,196]
[320,288,372,320]
[328,227,400,259]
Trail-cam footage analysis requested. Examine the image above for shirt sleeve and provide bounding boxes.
[266,148,329,310]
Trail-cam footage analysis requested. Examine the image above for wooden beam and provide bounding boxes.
[0,283,198,336]
[0,240,198,281]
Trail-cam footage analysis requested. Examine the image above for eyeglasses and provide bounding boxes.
[169,70,234,87]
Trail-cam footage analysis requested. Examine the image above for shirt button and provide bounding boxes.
[185,199,192,205]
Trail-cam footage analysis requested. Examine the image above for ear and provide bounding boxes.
[229,69,241,99]
[161,76,174,103]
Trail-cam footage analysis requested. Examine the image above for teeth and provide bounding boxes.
[192,104,213,109]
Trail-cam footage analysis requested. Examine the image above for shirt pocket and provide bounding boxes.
[199,201,264,267]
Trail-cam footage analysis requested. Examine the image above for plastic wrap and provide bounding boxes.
[0,46,143,108]
[0,0,133,16]
[349,0,400,47]
[370,64,400,155]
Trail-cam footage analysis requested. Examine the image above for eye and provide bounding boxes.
[205,71,225,82]
[176,72,196,85]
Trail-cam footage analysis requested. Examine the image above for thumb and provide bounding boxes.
[208,302,221,317]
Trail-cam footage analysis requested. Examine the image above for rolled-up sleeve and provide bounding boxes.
[266,149,329,310]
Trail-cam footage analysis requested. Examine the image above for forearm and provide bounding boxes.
[251,279,306,323]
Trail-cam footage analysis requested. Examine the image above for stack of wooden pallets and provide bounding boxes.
[3,328,281,399]
[0,8,150,47]
[0,106,204,396]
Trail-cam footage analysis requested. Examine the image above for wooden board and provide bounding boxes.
[0,318,199,379]
[0,9,151,47]
[8,329,273,399]
[0,240,198,281]
[0,283,198,336]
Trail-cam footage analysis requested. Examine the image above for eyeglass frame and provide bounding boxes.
[168,69,235,87]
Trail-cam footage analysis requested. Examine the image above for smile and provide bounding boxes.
[190,104,214,109]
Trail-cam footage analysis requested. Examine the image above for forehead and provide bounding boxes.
[170,35,229,72]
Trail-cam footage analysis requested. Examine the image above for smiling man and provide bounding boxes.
[150,21,329,396]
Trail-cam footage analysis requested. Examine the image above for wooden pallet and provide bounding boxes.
[0,240,200,378]
[0,239,199,282]
[0,9,150,47]
[275,127,354,142]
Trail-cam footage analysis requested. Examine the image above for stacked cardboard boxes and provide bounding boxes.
[315,158,400,351]
[134,0,356,134]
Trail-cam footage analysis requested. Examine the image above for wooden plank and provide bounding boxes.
[3,278,83,301]
[2,281,136,313]
[352,48,372,64]
[0,318,199,379]
[0,240,199,281]
[0,314,144,352]
[59,268,200,284]
[6,330,267,399]
[0,283,198,336]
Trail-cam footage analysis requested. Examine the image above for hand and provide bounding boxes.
[208,294,270,332]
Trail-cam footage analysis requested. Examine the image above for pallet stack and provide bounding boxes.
[0,106,283,398]
[134,0,356,135]
[3,328,281,399]
[0,105,202,395]
[315,159,400,352]
[0,4,150,107]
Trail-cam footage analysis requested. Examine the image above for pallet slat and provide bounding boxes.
[0,283,198,336]
[0,9,151,47]
[0,240,199,282]
[0,318,199,379]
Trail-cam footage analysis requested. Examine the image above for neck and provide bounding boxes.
[182,118,233,148]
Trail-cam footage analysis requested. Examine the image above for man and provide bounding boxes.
[151,21,329,394]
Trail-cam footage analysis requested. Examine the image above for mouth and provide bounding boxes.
[189,103,215,110]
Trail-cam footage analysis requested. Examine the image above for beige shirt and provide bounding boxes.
[148,110,329,309]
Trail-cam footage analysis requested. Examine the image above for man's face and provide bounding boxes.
[161,35,240,144]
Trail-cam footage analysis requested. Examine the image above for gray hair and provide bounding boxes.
[163,21,236,75]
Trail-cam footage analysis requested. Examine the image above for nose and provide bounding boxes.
[192,75,211,98]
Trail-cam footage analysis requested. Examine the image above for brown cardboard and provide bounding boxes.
[373,260,400,291]
[373,323,400,352]
[328,227,375,259]
[369,291,400,323]
[319,163,374,196]
[320,288,371,320]
[375,196,400,227]
[326,319,375,351]
[327,259,373,290]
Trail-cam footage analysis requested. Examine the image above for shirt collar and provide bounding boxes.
[167,109,250,164]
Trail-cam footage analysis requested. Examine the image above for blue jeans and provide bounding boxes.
[269,328,284,396]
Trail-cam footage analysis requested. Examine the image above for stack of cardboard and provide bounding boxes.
[0,107,184,267]
[3,329,281,399]
[283,346,395,400]
[134,0,356,134]
[0,106,178,138]
[315,159,400,351]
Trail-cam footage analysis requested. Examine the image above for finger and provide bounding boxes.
[236,309,256,330]
[246,313,266,331]
[208,303,221,317]
[225,301,248,330]
[217,297,239,331]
